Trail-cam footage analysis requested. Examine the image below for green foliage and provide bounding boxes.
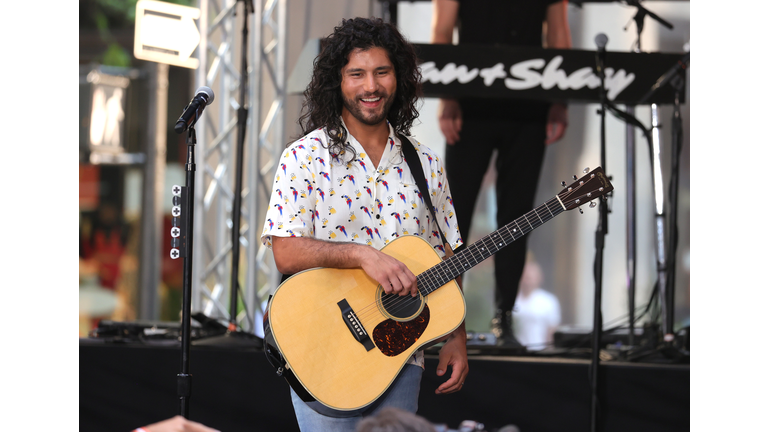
[96,0,139,25]
[101,43,132,68]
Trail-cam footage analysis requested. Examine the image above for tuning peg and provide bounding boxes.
[583,167,590,173]
[578,207,583,214]
[561,181,567,187]
[589,201,597,208]
[573,175,578,180]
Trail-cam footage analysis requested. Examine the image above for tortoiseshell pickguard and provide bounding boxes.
[372,305,430,357]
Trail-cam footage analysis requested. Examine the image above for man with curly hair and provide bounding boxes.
[260,17,468,431]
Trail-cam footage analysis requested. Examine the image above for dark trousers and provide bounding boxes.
[445,115,547,313]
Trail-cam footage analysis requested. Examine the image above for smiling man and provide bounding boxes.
[260,17,468,432]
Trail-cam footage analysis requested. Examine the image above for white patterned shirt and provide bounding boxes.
[261,121,464,367]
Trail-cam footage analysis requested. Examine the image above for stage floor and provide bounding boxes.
[79,338,689,432]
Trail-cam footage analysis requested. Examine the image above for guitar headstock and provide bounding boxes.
[558,167,613,211]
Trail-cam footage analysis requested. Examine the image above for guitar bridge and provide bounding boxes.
[337,299,375,352]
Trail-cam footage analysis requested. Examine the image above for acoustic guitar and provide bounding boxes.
[266,166,613,411]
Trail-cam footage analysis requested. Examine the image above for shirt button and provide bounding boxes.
[376,214,380,219]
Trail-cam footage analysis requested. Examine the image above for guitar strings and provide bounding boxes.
[353,196,567,324]
[354,197,568,327]
[342,191,572,326]
[351,188,592,328]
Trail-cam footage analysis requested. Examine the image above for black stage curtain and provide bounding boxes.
[80,340,689,432]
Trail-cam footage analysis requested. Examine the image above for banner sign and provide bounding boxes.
[134,0,201,69]
[413,44,687,105]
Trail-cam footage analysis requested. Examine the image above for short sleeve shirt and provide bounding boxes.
[261,122,463,255]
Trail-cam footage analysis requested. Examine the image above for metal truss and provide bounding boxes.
[192,0,286,332]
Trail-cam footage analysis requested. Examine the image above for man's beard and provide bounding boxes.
[342,91,396,126]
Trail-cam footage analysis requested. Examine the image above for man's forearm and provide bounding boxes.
[272,236,366,275]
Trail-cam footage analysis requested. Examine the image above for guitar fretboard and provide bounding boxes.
[416,196,564,296]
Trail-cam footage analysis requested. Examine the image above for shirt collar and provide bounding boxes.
[338,118,400,166]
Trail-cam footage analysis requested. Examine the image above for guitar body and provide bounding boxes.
[268,235,466,411]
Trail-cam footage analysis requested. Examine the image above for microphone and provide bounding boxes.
[175,86,215,134]
[595,33,608,51]
[594,33,608,78]
[595,33,608,58]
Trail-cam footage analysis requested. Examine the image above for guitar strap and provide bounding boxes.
[261,133,452,406]
[397,133,451,252]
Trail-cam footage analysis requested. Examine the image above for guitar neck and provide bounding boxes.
[417,196,565,296]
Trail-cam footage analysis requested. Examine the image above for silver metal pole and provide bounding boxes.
[625,35,642,347]
[192,0,209,313]
[649,103,672,341]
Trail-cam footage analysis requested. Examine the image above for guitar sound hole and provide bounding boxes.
[378,292,424,321]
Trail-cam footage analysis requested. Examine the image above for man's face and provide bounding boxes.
[340,47,397,127]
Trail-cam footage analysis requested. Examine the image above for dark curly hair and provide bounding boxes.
[296,17,422,162]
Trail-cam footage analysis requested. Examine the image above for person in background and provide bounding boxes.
[431,0,572,349]
[512,255,561,350]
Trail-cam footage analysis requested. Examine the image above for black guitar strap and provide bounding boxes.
[397,133,450,250]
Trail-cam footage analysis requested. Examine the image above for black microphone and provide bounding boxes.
[175,86,215,134]
[595,33,608,50]
[594,33,608,81]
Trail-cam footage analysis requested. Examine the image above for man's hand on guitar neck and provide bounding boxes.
[435,324,468,394]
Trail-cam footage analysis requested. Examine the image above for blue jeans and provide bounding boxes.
[290,364,423,432]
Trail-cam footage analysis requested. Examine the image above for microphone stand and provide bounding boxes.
[620,0,673,351]
[586,37,658,432]
[637,54,689,354]
[172,85,216,420]
[192,0,262,349]
[624,0,678,352]
[589,42,609,432]
[178,126,198,418]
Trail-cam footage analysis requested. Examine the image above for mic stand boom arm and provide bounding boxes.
[626,0,674,32]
